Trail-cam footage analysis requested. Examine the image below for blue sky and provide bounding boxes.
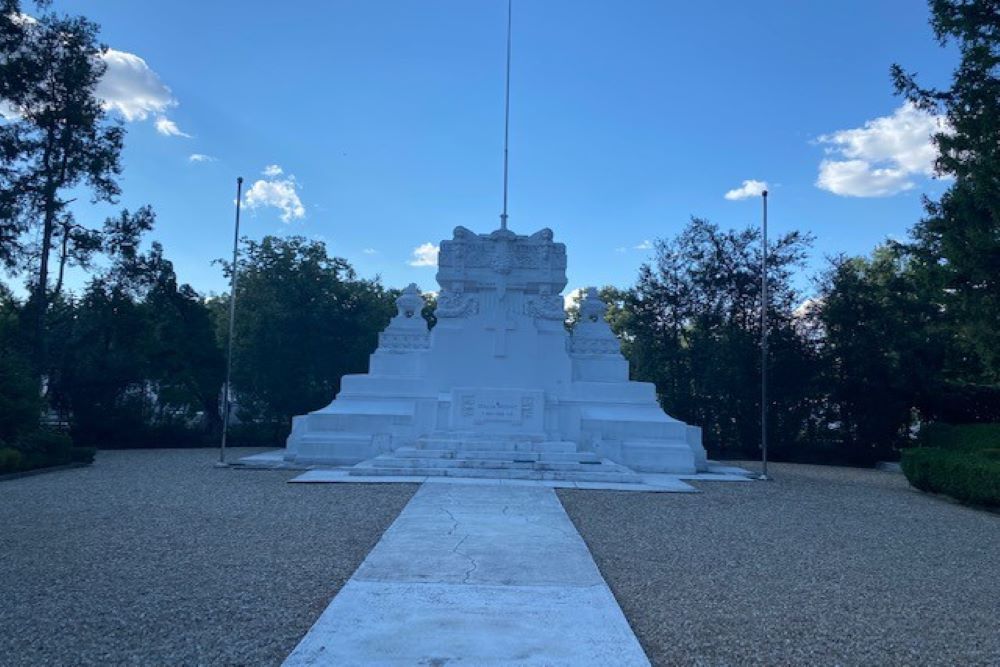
[53,0,955,298]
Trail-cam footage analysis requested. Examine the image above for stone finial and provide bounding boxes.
[570,287,622,356]
[394,283,425,322]
[379,284,431,350]
[578,287,607,323]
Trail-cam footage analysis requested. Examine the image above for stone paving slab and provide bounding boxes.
[284,482,650,666]
[284,580,646,667]
[288,468,702,492]
[354,484,604,587]
[243,451,751,492]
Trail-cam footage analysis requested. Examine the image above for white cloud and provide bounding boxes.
[9,11,36,25]
[154,116,190,137]
[409,242,439,267]
[188,153,216,163]
[0,100,18,120]
[634,240,653,251]
[243,165,305,222]
[615,246,627,253]
[794,296,823,319]
[816,160,912,198]
[96,48,189,138]
[564,287,584,311]
[363,248,378,255]
[263,164,284,178]
[0,29,190,137]
[724,179,768,201]
[815,102,945,197]
[97,49,172,120]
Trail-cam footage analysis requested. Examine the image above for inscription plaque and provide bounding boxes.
[450,388,545,432]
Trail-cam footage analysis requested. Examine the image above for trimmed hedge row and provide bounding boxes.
[0,429,96,476]
[901,423,1000,508]
[916,422,1000,453]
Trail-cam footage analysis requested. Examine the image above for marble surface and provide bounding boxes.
[284,483,650,666]
[285,225,708,474]
[287,467,702,493]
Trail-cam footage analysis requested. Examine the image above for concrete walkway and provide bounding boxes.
[284,482,650,666]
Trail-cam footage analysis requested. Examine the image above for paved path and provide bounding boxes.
[285,482,650,666]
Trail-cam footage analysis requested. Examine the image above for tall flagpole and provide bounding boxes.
[499,0,512,231]
[219,176,243,466]
[759,189,770,480]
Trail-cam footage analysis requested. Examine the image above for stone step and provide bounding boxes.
[393,447,600,464]
[419,439,578,454]
[366,456,624,473]
[422,431,547,443]
[347,465,641,484]
[369,457,535,470]
[462,450,602,463]
[393,448,456,459]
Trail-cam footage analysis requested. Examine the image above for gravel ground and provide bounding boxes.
[558,462,1000,667]
[0,448,416,666]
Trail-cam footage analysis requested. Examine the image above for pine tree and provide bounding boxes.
[892,0,1000,382]
[0,1,124,376]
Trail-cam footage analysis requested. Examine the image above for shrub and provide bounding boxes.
[902,425,1000,507]
[16,428,74,470]
[917,422,1000,453]
[224,421,288,447]
[0,447,24,474]
[0,349,42,445]
[70,447,97,464]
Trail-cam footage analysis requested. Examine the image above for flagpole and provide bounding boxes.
[218,176,243,466]
[759,189,770,481]
[499,0,512,231]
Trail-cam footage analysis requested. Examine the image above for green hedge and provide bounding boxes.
[0,429,96,475]
[0,447,24,473]
[901,423,1000,507]
[916,422,1000,453]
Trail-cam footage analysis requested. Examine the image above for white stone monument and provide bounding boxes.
[284,225,707,479]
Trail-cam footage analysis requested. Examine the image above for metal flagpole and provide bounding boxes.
[759,190,770,481]
[499,0,512,231]
[219,176,243,466]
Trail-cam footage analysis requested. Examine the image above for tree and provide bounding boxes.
[0,1,124,374]
[616,218,817,459]
[222,236,395,437]
[892,0,1000,383]
[0,284,40,446]
[45,208,224,447]
[143,260,225,439]
[814,246,949,461]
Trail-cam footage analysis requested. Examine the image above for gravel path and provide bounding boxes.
[558,463,1000,667]
[0,448,416,666]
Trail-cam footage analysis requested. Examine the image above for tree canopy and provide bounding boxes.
[222,235,396,434]
[0,0,124,374]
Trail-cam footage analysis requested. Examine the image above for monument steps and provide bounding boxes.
[392,447,601,464]
[366,457,622,473]
[351,443,643,483]
[347,464,640,484]
[416,438,578,454]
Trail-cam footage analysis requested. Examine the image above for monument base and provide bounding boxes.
[285,386,707,475]
[284,227,710,478]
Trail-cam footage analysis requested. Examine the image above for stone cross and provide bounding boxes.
[486,315,516,357]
